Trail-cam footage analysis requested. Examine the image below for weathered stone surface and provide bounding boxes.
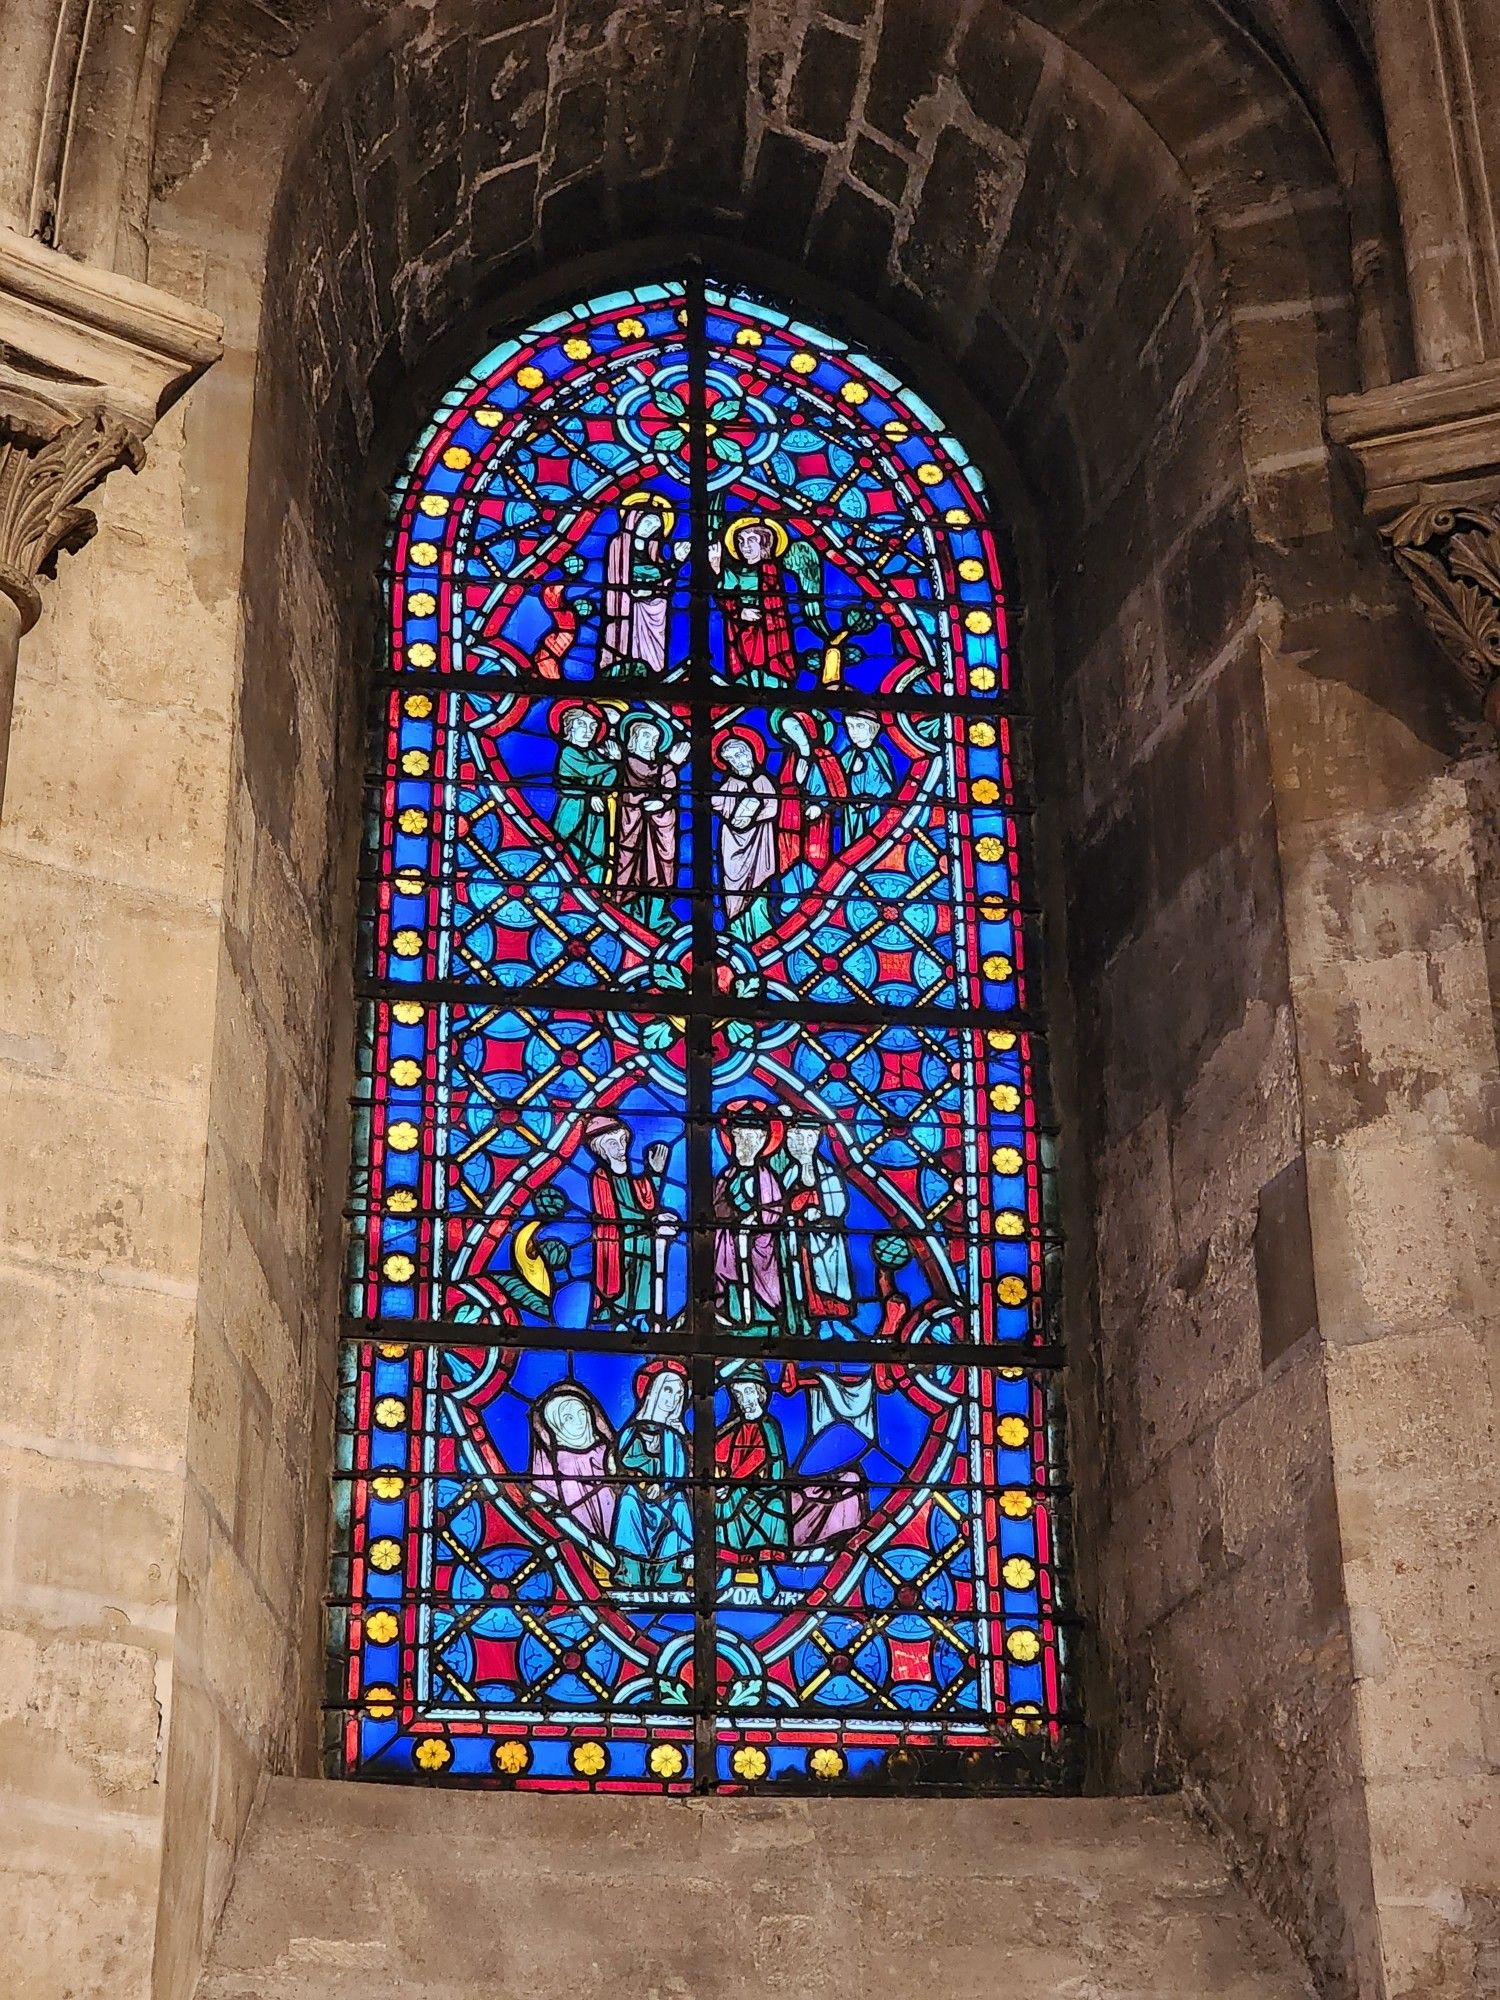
[195,1782,1315,2000]
[1,6,1497,2000]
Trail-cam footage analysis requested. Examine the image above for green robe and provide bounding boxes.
[552,743,616,880]
[714,1413,791,1556]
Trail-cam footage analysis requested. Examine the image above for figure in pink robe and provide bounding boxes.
[529,1386,619,1555]
[714,1102,787,1338]
[598,501,687,678]
[714,728,779,943]
[613,712,688,934]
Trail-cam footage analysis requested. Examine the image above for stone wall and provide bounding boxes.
[0,4,1494,1999]
[0,337,239,1992]
[158,5,1396,1995]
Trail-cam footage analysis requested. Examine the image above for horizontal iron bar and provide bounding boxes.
[354,979,1048,1032]
[339,1322,1068,1366]
[368,670,1034,725]
[324,1696,1088,1728]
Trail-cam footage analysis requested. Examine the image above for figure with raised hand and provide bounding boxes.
[613,1359,694,1591]
[550,702,619,880]
[710,514,814,687]
[614,711,689,934]
[580,1112,678,1331]
[598,492,689,678]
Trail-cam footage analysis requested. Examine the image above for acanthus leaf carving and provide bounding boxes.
[0,405,145,633]
[1385,499,1500,723]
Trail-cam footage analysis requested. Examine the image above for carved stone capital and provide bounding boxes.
[0,224,223,434]
[1329,360,1500,722]
[0,223,221,630]
[0,226,221,813]
[1382,498,1500,724]
[0,404,145,632]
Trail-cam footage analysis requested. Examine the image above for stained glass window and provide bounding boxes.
[329,271,1078,1793]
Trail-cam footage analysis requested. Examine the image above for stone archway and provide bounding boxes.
[151,9,1386,1991]
[0,8,1495,2000]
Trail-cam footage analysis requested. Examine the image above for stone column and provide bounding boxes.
[1366,0,1500,373]
[0,223,221,817]
[1328,359,1500,723]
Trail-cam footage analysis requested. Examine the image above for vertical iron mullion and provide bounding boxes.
[684,262,718,1791]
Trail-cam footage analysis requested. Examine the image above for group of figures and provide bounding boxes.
[527,1357,871,1603]
[549,701,898,941]
[577,1104,856,1341]
[595,493,871,689]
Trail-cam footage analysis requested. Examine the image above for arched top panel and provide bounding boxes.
[335,267,1074,1798]
[392,276,1010,703]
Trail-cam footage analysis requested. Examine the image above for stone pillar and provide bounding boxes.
[1328,359,1500,723]
[0,221,221,2000]
[1366,0,1500,373]
[0,587,20,808]
[0,223,221,818]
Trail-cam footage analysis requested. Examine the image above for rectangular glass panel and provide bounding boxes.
[332,1340,697,1790]
[349,1004,689,1334]
[709,1019,1046,1348]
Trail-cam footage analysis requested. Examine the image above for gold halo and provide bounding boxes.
[619,489,676,537]
[725,514,789,559]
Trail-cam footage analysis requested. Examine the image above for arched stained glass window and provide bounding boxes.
[330,271,1077,1793]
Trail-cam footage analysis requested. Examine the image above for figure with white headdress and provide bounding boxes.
[598,492,689,678]
[613,710,689,934]
[613,1360,694,1590]
[529,1385,619,1566]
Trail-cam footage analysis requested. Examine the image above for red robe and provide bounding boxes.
[776,746,848,875]
[722,561,798,685]
[590,1164,659,1308]
[715,1419,773,1481]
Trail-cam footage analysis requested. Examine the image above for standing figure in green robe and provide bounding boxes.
[580,1113,677,1331]
[714,1365,791,1594]
[550,703,619,881]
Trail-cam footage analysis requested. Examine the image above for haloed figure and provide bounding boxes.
[614,713,688,935]
[614,1360,694,1590]
[598,494,689,678]
[710,515,802,686]
[714,729,779,944]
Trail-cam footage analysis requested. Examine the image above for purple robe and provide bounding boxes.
[615,750,678,900]
[531,1435,617,1546]
[714,1160,784,1334]
[600,527,672,676]
[716,771,778,920]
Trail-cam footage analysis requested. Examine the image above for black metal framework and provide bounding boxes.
[330,262,1080,1794]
